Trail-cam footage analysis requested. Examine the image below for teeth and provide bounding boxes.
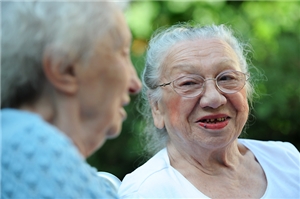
[204,117,226,123]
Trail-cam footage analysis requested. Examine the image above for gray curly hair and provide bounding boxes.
[139,24,255,156]
[1,1,128,108]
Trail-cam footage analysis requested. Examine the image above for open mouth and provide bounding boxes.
[199,117,229,124]
[197,116,230,129]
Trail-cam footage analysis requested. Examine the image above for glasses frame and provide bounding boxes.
[157,70,250,98]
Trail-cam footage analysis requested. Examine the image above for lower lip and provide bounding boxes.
[120,108,127,121]
[198,120,229,130]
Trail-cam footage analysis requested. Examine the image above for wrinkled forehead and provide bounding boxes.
[160,38,240,76]
[113,9,131,46]
[94,8,131,53]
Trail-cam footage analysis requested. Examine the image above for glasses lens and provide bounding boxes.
[173,75,204,97]
[217,71,246,93]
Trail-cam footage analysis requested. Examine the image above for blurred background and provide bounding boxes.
[87,0,300,180]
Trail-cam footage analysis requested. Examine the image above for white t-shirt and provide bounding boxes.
[119,139,300,199]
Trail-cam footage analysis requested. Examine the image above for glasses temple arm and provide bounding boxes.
[158,82,171,87]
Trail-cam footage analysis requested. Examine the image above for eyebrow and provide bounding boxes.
[110,28,131,51]
[171,63,195,70]
[171,58,236,69]
[214,58,238,66]
[167,64,199,78]
[171,58,238,69]
[167,58,239,77]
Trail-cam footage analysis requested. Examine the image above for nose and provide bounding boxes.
[199,79,226,109]
[128,64,142,94]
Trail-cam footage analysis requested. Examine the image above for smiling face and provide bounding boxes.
[152,38,249,152]
[75,10,141,155]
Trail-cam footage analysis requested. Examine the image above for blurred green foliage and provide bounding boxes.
[87,0,300,180]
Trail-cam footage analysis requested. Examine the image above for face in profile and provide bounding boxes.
[76,10,141,154]
[153,38,249,150]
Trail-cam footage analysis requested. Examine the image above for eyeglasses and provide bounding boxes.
[156,70,249,98]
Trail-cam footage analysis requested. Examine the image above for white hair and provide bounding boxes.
[1,0,127,108]
[139,23,256,156]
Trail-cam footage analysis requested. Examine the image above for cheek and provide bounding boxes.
[228,89,249,119]
[239,89,249,113]
[167,97,181,122]
[164,94,194,125]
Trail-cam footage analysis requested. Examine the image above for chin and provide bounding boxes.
[106,126,122,139]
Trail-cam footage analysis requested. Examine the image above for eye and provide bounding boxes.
[219,75,234,81]
[218,73,238,81]
[175,77,203,88]
[180,81,197,86]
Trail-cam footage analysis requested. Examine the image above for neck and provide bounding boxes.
[20,89,90,158]
[167,140,246,175]
[51,95,90,158]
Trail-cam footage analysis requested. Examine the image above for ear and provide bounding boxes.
[42,46,78,95]
[149,98,165,129]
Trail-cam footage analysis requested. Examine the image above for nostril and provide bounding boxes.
[199,84,227,109]
[129,88,137,94]
[129,77,142,94]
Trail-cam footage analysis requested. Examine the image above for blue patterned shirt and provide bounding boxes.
[1,109,118,199]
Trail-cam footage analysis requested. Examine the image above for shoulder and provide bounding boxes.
[2,109,79,166]
[239,138,299,164]
[119,148,174,198]
[239,138,299,153]
[1,109,118,198]
[239,139,300,198]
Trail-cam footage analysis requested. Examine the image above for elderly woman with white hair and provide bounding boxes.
[1,1,141,198]
[119,24,299,198]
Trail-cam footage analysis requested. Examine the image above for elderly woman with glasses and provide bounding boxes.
[119,24,300,198]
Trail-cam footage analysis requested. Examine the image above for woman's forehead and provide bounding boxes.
[164,38,237,62]
[161,38,240,75]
